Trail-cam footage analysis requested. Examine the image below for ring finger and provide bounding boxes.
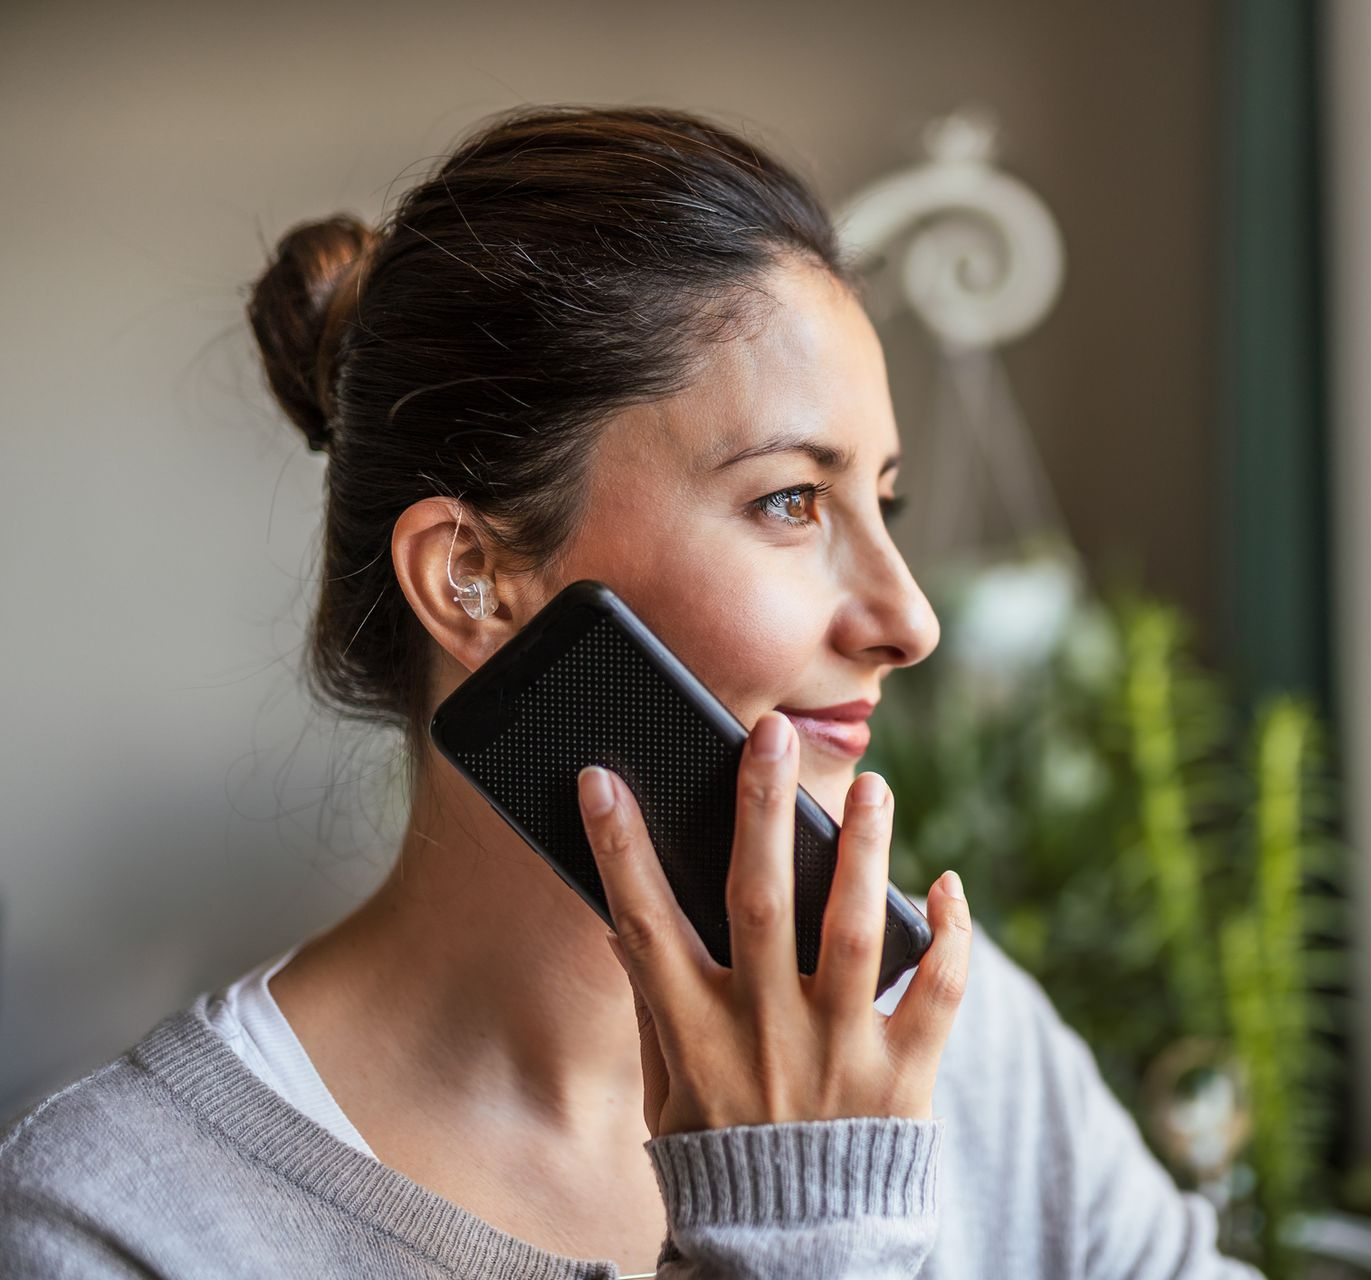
[811,771,893,1019]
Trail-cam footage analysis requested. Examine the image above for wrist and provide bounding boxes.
[646,1114,944,1228]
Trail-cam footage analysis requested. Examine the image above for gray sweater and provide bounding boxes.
[0,928,1263,1278]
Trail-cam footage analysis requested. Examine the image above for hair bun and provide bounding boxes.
[247,214,378,452]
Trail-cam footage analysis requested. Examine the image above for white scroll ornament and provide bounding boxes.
[834,108,1065,351]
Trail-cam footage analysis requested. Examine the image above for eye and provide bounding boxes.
[751,482,909,529]
[752,481,832,528]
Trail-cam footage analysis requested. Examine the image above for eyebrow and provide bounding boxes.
[709,429,901,477]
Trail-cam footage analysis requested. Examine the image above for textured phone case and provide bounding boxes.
[429,579,931,997]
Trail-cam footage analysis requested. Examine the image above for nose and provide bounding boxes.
[833,523,939,670]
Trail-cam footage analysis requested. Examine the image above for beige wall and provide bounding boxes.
[0,0,1221,1115]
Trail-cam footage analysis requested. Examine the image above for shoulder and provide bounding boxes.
[3,1052,169,1184]
[957,912,1069,1044]
[0,1003,246,1275]
[0,1049,161,1274]
[0,1008,213,1233]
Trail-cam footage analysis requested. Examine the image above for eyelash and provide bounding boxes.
[752,481,909,529]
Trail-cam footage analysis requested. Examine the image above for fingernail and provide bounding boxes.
[579,766,616,817]
[605,930,628,973]
[751,711,790,761]
[853,771,888,807]
[940,869,965,900]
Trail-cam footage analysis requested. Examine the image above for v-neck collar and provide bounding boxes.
[130,995,625,1279]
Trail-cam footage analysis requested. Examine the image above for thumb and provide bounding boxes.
[606,931,671,1134]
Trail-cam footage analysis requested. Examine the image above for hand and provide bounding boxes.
[577,709,972,1138]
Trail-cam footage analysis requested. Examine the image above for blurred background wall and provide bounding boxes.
[0,0,1285,1125]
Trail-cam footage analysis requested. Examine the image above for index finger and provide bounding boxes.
[578,765,714,1011]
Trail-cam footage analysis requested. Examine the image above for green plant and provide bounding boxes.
[1219,697,1347,1270]
[1116,601,1229,1038]
[865,550,1349,1276]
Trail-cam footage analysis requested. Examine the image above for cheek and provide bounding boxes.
[651,571,819,718]
[577,536,823,721]
[569,538,852,824]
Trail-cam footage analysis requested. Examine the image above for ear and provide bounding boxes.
[391,497,529,675]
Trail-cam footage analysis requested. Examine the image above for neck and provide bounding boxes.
[271,746,646,1141]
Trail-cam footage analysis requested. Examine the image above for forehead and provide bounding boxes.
[698,262,895,465]
[605,259,900,476]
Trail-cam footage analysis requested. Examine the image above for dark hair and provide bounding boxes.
[247,103,860,772]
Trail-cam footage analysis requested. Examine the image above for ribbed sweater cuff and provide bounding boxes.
[644,1115,943,1228]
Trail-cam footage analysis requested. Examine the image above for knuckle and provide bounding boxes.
[739,773,790,813]
[730,884,786,932]
[595,819,636,864]
[613,906,665,959]
[925,959,967,1011]
[823,918,876,967]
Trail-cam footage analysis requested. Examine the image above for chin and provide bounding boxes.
[799,770,852,826]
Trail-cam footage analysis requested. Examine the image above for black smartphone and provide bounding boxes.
[429,578,931,998]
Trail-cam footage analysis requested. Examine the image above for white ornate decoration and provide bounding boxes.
[834,107,1065,352]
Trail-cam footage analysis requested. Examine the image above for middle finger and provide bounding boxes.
[725,710,801,1008]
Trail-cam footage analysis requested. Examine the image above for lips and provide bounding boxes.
[775,700,875,721]
[774,700,875,759]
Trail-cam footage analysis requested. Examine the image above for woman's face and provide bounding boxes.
[542,256,939,822]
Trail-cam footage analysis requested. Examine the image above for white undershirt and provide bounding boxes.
[204,942,377,1159]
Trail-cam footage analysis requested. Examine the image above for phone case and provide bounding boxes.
[429,579,931,998]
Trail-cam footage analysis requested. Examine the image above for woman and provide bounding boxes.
[0,104,1261,1278]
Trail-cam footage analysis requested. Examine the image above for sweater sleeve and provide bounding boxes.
[642,1115,943,1279]
[1067,1019,1266,1279]
[1006,952,1267,1279]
